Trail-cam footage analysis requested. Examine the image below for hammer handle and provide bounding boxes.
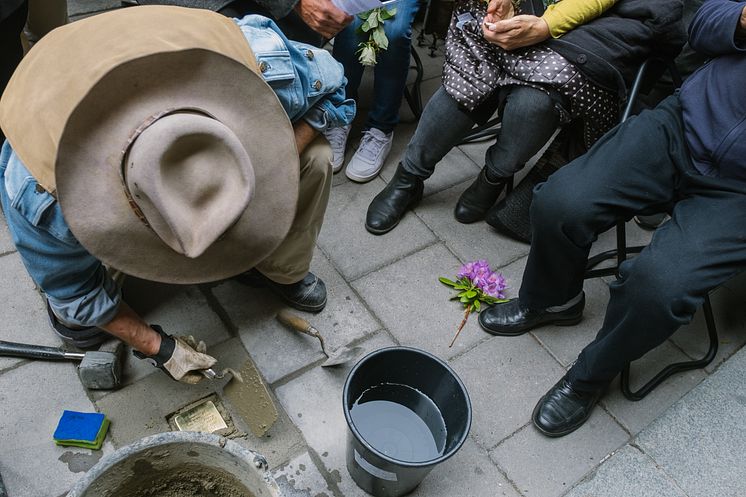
[0,340,85,361]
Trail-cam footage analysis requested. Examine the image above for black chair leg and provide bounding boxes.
[403,46,425,118]
[620,294,719,401]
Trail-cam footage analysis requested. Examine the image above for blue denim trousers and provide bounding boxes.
[332,0,421,133]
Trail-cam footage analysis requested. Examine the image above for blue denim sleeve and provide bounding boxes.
[0,142,121,328]
[689,0,746,55]
[234,15,356,131]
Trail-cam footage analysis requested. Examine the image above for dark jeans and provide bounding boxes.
[402,85,560,179]
[520,95,746,391]
[219,0,323,46]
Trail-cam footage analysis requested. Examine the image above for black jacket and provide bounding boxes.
[541,0,687,97]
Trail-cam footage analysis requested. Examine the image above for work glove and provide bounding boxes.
[134,325,217,384]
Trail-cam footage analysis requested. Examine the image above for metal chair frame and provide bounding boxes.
[583,57,718,401]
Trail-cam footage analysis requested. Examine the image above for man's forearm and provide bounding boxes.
[294,119,318,153]
[100,301,161,356]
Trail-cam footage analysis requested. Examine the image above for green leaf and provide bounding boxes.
[439,277,458,287]
[466,290,477,298]
[367,13,379,29]
[460,295,470,303]
[360,20,371,32]
[372,27,388,50]
[474,300,481,312]
[380,7,396,19]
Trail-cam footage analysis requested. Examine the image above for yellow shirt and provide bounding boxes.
[542,0,619,38]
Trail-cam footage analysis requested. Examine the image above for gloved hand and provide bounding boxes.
[134,325,217,384]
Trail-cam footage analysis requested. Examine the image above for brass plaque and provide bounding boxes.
[171,400,228,433]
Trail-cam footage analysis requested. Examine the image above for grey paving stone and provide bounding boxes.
[353,243,497,360]
[489,409,629,497]
[95,338,305,468]
[451,333,566,449]
[0,217,13,254]
[272,451,336,497]
[318,178,437,281]
[0,361,114,497]
[0,253,58,371]
[670,284,746,373]
[115,278,231,387]
[564,445,686,497]
[408,439,521,497]
[600,341,707,435]
[635,346,746,497]
[211,249,379,384]
[414,182,530,268]
[274,332,397,497]
[531,278,612,368]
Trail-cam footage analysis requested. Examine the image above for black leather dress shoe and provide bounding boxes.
[532,375,606,437]
[454,168,510,224]
[478,294,585,336]
[365,163,424,235]
[236,270,327,312]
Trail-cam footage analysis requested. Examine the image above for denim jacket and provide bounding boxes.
[235,15,356,132]
[0,15,355,327]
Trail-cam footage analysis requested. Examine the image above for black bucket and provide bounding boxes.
[343,347,472,497]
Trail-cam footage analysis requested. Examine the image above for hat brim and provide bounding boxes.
[56,49,299,284]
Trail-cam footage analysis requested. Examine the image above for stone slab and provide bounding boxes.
[489,409,629,497]
[451,332,566,449]
[0,217,13,254]
[95,338,305,468]
[0,253,58,371]
[274,332,397,497]
[272,451,336,497]
[115,278,231,387]
[600,341,707,435]
[635,346,746,497]
[353,243,496,360]
[318,178,437,281]
[414,182,530,269]
[563,445,686,497]
[0,361,114,497]
[211,249,379,384]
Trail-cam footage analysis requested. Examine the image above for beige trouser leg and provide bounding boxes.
[25,0,68,46]
[256,135,332,284]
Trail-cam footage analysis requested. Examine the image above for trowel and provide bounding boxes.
[276,310,363,367]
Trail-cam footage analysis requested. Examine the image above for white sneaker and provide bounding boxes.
[323,124,351,174]
[345,128,394,183]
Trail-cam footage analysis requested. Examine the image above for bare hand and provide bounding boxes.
[486,0,515,21]
[482,14,550,51]
[294,0,353,39]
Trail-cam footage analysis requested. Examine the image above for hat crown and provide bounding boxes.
[124,111,255,258]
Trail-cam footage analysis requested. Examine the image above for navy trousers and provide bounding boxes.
[519,95,746,391]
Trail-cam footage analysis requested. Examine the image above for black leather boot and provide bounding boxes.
[365,163,424,235]
[478,293,585,336]
[454,167,511,223]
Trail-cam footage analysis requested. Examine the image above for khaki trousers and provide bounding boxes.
[255,135,332,284]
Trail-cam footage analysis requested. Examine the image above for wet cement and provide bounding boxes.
[108,462,254,497]
[223,360,278,438]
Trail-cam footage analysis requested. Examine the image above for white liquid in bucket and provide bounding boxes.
[350,383,447,463]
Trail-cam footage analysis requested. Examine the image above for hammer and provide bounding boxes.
[0,339,123,390]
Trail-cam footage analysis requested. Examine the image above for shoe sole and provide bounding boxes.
[346,168,383,183]
[279,295,327,313]
[531,393,595,438]
[479,315,583,337]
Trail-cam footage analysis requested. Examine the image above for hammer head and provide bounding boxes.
[78,341,123,390]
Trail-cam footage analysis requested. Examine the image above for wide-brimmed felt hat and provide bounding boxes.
[0,6,300,284]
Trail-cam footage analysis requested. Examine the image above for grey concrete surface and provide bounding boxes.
[1,7,744,497]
